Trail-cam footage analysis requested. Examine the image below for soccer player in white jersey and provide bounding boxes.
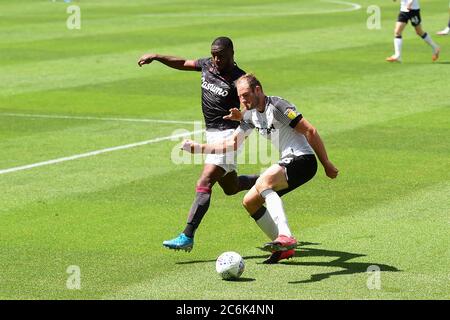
[436,2,450,35]
[387,0,441,62]
[181,74,339,263]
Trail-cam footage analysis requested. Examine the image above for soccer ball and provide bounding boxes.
[216,251,245,280]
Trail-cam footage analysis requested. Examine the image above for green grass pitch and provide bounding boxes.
[0,0,449,299]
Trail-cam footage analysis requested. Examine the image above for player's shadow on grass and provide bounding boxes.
[269,242,401,284]
[176,242,400,284]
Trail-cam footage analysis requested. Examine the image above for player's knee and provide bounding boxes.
[255,175,276,192]
[242,197,250,210]
[197,177,213,189]
[222,186,238,196]
[242,195,255,214]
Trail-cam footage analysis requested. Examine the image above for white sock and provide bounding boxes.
[394,37,403,58]
[255,209,278,240]
[422,33,439,51]
[261,189,292,237]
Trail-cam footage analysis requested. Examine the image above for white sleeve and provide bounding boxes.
[235,120,254,139]
[271,97,303,128]
[235,112,254,138]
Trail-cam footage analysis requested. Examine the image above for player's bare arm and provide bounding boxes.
[294,118,338,179]
[181,130,245,154]
[137,53,198,71]
[181,108,246,153]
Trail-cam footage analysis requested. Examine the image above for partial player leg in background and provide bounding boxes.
[386,21,407,63]
[437,6,450,35]
[436,18,450,35]
[414,24,440,62]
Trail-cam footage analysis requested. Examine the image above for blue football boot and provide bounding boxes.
[162,233,194,252]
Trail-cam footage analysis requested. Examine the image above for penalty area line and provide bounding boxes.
[0,129,204,176]
[322,0,362,12]
[140,0,361,17]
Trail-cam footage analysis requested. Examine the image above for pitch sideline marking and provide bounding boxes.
[0,113,198,125]
[0,129,204,176]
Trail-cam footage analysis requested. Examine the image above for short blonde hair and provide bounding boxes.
[236,73,263,90]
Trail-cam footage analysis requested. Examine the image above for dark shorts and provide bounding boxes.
[276,154,317,197]
[397,10,421,27]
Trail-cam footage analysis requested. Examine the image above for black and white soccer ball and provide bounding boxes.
[215,251,245,280]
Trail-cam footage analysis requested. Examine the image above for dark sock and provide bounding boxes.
[448,19,450,28]
[183,187,212,238]
[251,206,267,221]
[238,175,259,191]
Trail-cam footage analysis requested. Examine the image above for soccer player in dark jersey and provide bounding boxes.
[138,37,258,252]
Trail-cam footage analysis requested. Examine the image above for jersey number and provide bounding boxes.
[411,16,419,25]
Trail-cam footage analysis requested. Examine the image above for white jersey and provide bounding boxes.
[400,0,420,12]
[236,96,314,159]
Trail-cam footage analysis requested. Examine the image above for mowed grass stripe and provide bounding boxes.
[0,117,197,168]
[0,112,197,124]
[1,14,448,97]
[0,97,447,216]
[0,9,390,90]
[0,0,355,31]
[4,35,445,120]
[0,96,446,177]
[2,1,439,43]
[103,181,449,300]
[0,136,197,214]
[1,0,449,300]
[0,128,204,176]
[1,107,447,231]
[1,2,445,59]
[0,0,444,48]
[0,108,448,298]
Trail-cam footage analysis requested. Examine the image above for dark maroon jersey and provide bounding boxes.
[195,57,246,130]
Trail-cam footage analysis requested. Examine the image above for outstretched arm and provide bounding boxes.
[138,53,198,71]
[294,118,339,179]
[181,130,246,154]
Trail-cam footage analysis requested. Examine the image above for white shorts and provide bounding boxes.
[204,129,239,174]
